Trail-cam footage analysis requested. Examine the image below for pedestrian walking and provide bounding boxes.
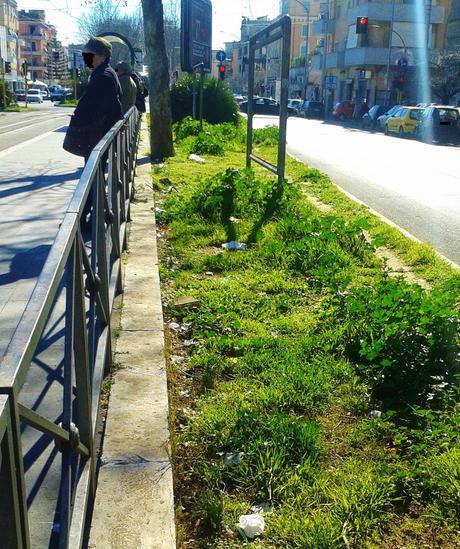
[116,61,137,114]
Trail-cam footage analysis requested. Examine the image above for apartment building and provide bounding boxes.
[280,0,323,98]
[0,0,20,87]
[19,10,52,82]
[47,26,68,83]
[311,0,451,110]
[446,0,460,46]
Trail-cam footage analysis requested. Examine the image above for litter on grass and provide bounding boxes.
[222,241,247,251]
[237,514,265,539]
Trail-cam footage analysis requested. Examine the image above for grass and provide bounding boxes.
[59,99,77,106]
[154,121,460,547]
[1,104,29,112]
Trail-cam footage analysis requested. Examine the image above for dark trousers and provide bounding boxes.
[81,151,108,230]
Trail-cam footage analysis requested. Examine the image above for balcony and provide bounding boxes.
[21,50,46,56]
[325,51,345,68]
[347,2,445,25]
[310,53,323,70]
[344,47,389,66]
[312,18,336,36]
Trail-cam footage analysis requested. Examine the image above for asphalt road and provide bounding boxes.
[252,115,460,266]
[0,101,72,152]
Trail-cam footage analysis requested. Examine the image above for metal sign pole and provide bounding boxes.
[199,64,204,131]
[192,71,197,120]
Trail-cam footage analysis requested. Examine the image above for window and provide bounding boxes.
[300,43,307,56]
[302,25,308,37]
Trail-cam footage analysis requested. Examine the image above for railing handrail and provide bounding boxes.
[0,106,141,548]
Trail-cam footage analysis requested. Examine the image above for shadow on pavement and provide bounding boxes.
[0,168,83,200]
[0,244,51,285]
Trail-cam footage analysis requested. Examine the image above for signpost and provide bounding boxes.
[181,0,212,73]
[216,50,225,63]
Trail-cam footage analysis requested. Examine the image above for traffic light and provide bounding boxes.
[356,17,368,34]
[218,64,226,80]
[21,61,28,76]
[5,61,11,73]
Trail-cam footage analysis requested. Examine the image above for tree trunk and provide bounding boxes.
[141,0,175,160]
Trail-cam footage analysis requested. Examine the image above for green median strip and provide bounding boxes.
[152,120,460,547]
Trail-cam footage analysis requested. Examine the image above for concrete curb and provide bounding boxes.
[89,121,176,548]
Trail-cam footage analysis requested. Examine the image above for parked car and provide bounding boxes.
[332,100,355,120]
[239,97,296,116]
[14,89,26,101]
[384,106,422,137]
[361,105,386,131]
[288,99,302,114]
[296,100,325,119]
[376,105,401,132]
[416,106,460,144]
[26,89,43,103]
[50,88,73,102]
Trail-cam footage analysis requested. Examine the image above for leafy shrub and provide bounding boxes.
[190,132,224,156]
[170,75,238,124]
[339,275,460,409]
[0,80,15,109]
[252,125,279,145]
[174,116,207,141]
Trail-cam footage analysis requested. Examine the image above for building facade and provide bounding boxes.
[47,26,68,83]
[0,0,20,87]
[310,0,451,111]
[19,10,52,82]
[281,0,323,98]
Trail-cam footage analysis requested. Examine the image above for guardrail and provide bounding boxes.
[0,107,141,548]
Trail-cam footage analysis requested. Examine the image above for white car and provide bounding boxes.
[27,89,43,103]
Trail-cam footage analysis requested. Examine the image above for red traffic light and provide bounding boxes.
[218,64,226,79]
[356,16,368,34]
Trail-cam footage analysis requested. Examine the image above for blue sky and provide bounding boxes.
[17,0,280,46]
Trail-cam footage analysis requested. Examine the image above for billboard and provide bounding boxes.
[181,0,212,73]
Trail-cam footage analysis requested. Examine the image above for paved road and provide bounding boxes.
[253,115,460,266]
[0,102,72,152]
[0,102,81,547]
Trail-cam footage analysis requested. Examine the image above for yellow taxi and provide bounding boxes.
[384,106,423,137]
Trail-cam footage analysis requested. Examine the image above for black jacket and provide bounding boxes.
[73,61,123,133]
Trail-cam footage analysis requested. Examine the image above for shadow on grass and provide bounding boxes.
[247,179,285,244]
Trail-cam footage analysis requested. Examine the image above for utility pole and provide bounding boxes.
[0,58,6,110]
[385,0,396,106]
[22,61,28,108]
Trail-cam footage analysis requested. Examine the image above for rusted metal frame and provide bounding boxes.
[246,16,292,186]
[0,396,26,549]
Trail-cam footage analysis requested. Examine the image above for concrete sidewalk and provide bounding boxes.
[89,127,176,548]
[0,125,81,359]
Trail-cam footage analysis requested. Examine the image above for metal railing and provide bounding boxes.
[0,107,141,548]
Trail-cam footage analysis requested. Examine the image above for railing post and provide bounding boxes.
[0,396,28,549]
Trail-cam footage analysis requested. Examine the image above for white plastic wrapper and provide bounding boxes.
[237,514,265,539]
[221,241,247,250]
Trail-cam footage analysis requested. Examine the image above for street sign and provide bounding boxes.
[181,0,213,73]
[397,57,408,69]
[325,75,337,89]
[216,50,226,62]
